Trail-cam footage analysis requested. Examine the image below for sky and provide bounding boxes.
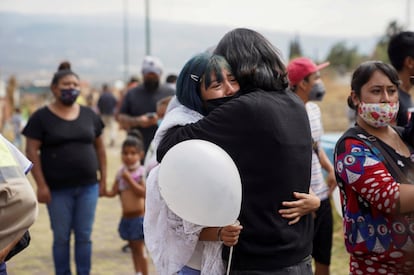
[1,0,413,37]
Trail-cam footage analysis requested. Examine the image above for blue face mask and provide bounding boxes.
[157,119,163,127]
[60,88,80,106]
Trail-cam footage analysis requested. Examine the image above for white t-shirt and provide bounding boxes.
[306,102,329,200]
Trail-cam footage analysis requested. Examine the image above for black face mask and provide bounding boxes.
[203,94,237,114]
[308,82,326,101]
[144,79,159,91]
[59,88,80,106]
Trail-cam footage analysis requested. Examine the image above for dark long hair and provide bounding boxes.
[214,28,288,92]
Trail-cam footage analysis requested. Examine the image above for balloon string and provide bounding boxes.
[226,220,239,274]
[226,246,233,275]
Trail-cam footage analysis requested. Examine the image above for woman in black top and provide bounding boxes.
[23,61,106,275]
[157,28,314,274]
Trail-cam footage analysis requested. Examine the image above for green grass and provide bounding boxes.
[329,203,349,275]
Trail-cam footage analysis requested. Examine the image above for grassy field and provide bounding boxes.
[6,74,352,274]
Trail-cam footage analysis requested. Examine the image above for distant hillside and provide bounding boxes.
[0,12,379,84]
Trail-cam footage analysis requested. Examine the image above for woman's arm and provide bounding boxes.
[0,230,26,262]
[118,113,158,129]
[156,97,251,162]
[94,135,107,196]
[279,191,321,225]
[397,184,414,213]
[25,137,50,204]
[105,179,119,197]
[199,222,243,247]
[336,138,414,214]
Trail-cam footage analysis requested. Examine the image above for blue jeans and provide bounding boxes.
[178,265,200,275]
[0,262,6,275]
[47,183,99,275]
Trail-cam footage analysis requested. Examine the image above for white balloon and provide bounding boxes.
[158,139,242,226]
[332,187,342,217]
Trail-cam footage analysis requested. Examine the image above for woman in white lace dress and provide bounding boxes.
[144,53,242,275]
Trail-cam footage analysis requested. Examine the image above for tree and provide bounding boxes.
[325,41,363,73]
[372,20,405,62]
[288,35,303,60]
[324,20,405,73]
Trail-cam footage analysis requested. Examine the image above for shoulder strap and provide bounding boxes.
[355,126,409,184]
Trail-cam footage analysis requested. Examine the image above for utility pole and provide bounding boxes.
[145,0,151,55]
[123,0,129,83]
[407,0,411,30]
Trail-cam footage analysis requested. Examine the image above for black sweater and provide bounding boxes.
[157,89,313,271]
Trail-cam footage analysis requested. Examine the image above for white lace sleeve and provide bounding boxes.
[144,166,204,274]
[144,101,225,275]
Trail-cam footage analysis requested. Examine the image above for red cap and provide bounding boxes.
[287,57,330,86]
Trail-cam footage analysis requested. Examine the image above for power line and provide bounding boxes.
[123,0,129,83]
[407,0,412,29]
[145,0,151,55]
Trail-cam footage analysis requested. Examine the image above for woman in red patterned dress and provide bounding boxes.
[335,61,414,275]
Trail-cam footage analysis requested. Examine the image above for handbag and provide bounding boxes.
[4,230,31,262]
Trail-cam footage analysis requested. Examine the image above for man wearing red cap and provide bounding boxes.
[287,57,335,275]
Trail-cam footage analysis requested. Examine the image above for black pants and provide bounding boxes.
[229,255,312,275]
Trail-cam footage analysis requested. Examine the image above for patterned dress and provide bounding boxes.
[335,127,414,275]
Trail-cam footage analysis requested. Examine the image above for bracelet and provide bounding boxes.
[217,227,223,241]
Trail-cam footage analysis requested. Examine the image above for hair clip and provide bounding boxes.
[190,74,199,82]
